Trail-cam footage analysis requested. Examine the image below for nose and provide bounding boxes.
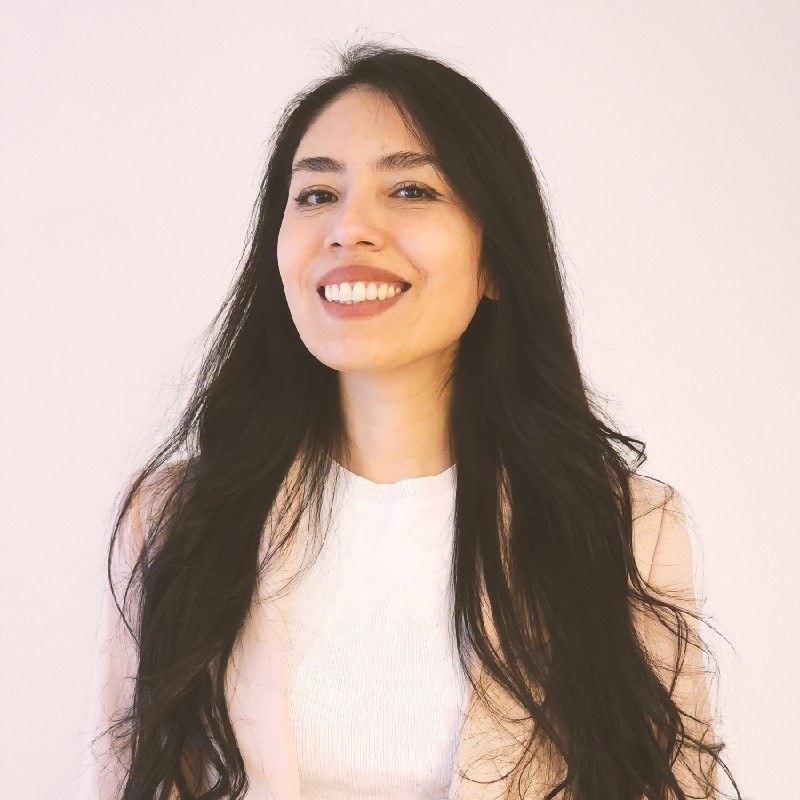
[322,190,386,251]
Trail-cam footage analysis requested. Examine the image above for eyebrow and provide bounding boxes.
[290,150,440,177]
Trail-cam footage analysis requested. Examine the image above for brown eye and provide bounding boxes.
[294,189,334,206]
[394,182,438,200]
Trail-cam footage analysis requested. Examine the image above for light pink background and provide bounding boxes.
[1,3,797,798]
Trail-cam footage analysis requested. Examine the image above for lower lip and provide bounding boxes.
[318,287,410,318]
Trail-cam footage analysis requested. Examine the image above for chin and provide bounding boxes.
[313,349,400,374]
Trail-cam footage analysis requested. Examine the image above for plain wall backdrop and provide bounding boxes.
[1,2,797,798]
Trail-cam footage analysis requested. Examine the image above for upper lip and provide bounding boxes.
[316,264,411,290]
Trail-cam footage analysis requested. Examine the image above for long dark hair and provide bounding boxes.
[99,41,741,799]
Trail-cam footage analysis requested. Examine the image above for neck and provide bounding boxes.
[333,362,455,484]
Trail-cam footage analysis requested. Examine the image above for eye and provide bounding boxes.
[293,181,439,207]
[394,182,439,201]
[293,188,335,206]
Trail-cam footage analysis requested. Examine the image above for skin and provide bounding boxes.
[277,86,496,484]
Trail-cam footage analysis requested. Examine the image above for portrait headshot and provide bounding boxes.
[1,4,796,800]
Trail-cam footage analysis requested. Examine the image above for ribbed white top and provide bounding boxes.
[285,458,469,800]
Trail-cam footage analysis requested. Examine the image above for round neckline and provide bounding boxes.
[328,457,457,503]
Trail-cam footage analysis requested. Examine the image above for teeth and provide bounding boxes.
[322,281,407,304]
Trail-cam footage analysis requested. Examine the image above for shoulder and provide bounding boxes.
[628,474,693,593]
[120,459,193,552]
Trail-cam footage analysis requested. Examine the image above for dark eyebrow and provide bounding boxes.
[290,150,439,177]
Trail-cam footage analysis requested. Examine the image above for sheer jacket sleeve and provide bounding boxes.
[637,485,720,799]
[77,474,148,800]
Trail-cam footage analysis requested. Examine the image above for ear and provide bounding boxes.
[480,267,499,301]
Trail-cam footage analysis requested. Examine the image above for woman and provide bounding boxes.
[78,42,740,799]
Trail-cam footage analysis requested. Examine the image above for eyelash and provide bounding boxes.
[292,181,438,207]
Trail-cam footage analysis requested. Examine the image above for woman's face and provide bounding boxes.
[277,86,493,376]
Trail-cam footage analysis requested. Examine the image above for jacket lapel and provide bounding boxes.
[225,467,304,799]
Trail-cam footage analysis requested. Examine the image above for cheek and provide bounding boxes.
[402,214,478,268]
[276,220,305,283]
[275,223,288,276]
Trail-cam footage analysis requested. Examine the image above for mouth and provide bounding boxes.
[316,282,412,302]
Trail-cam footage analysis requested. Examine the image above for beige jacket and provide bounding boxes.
[79,467,714,799]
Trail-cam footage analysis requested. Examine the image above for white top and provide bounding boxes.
[285,458,469,800]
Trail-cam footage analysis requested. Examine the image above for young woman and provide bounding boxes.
[79,42,741,800]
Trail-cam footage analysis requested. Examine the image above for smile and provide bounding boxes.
[317,282,411,319]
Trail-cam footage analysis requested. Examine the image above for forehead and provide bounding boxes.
[295,87,424,158]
